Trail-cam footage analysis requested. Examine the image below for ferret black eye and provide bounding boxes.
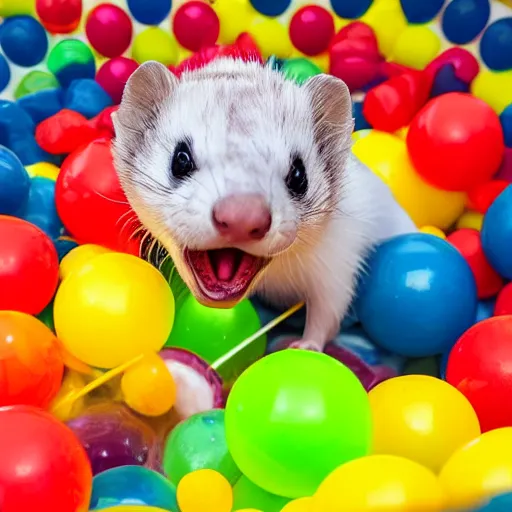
[171,141,196,179]
[286,157,308,198]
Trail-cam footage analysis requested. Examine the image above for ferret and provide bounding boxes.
[112,57,416,352]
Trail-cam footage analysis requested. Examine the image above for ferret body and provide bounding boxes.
[112,57,416,352]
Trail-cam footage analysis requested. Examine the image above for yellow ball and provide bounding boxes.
[352,130,466,229]
[281,497,314,511]
[59,244,112,280]
[132,27,179,66]
[439,427,512,510]
[214,0,257,44]
[471,70,512,115]
[248,16,293,59]
[54,252,175,369]
[121,352,177,417]
[50,370,87,421]
[419,226,446,239]
[369,375,480,473]
[235,510,263,512]
[0,0,34,16]
[312,455,446,512]
[25,162,60,181]
[177,469,233,512]
[456,210,484,231]
[391,24,441,70]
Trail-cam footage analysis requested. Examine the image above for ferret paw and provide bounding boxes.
[288,339,325,352]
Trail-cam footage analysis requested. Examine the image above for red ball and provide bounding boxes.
[55,138,138,252]
[495,282,512,316]
[36,0,82,33]
[467,179,510,214]
[406,92,505,192]
[85,3,133,58]
[96,57,139,104]
[447,316,512,432]
[289,5,335,56]
[0,405,92,512]
[172,1,220,52]
[447,228,503,299]
[0,216,59,315]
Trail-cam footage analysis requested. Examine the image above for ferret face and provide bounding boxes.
[112,58,353,307]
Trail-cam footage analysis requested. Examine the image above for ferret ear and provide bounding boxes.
[303,74,354,152]
[113,61,178,132]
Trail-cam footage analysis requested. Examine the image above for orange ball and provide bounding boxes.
[0,311,64,408]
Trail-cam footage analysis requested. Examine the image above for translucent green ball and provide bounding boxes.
[15,71,59,99]
[281,58,322,84]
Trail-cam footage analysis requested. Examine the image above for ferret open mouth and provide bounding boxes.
[184,248,267,303]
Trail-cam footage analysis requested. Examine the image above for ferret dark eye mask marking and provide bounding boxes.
[171,140,196,179]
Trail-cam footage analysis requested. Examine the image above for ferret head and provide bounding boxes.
[112,58,353,307]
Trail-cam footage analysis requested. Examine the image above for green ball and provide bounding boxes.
[233,476,291,512]
[47,39,95,86]
[282,58,322,85]
[225,350,372,499]
[37,302,55,332]
[163,409,241,486]
[15,71,59,99]
[166,293,266,385]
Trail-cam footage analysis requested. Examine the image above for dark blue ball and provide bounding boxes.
[400,0,445,23]
[0,144,30,216]
[127,0,172,25]
[17,88,64,124]
[353,101,372,131]
[500,104,512,148]
[54,237,79,262]
[480,17,512,71]
[0,15,48,67]
[64,79,113,119]
[0,53,11,93]
[476,492,512,512]
[330,0,373,19]
[249,0,291,16]
[441,0,490,45]
[430,64,470,98]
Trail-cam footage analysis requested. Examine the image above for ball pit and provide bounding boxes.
[1,0,512,511]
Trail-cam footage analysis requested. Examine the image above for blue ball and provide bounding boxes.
[482,185,512,280]
[127,0,172,25]
[0,15,48,67]
[441,0,490,45]
[249,0,291,16]
[353,101,372,131]
[0,144,30,215]
[480,18,512,71]
[17,88,64,124]
[64,79,113,119]
[330,0,373,18]
[0,53,11,93]
[500,104,512,148]
[430,63,470,98]
[355,233,478,357]
[400,0,445,23]
[20,177,63,238]
[476,492,512,511]
[54,237,79,262]
[90,466,178,511]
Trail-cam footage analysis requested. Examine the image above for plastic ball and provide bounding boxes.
[468,180,510,214]
[457,209,484,231]
[214,0,257,44]
[477,492,512,512]
[0,216,59,314]
[501,104,512,148]
[447,228,503,299]
[121,352,176,417]
[480,17,512,72]
[481,186,512,279]
[439,427,512,510]
[14,70,59,98]
[0,0,34,16]
[249,0,291,17]
[59,243,112,280]
[400,0,445,23]
[90,465,178,510]
[225,350,372,498]
[312,455,446,512]
[102,508,170,512]
[47,39,96,87]
[472,69,512,115]
[391,24,441,70]
[233,476,291,512]
[25,162,59,181]
[86,4,133,58]
[442,0,490,45]
[0,405,92,512]
[331,0,373,19]
[356,233,477,357]
[127,0,171,25]
[0,145,30,215]
[163,409,241,487]
[281,57,322,84]
[248,17,293,59]
[132,27,179,66]
[0,312,63,409]
[420,225,446,239]
[96,57,139,104]
[166,293,265,386]
[281,498,314,512]
[173,1,220,52]
[0,15,48,67]
[177,469,233,512]
[36,0,82,33]
[447,316,512,431]
[495,283,512,316]
[0,53,11,93]
[369,375,480,472]
[289,5,335,56]
[54,252,175,369]
[407,93,505,192]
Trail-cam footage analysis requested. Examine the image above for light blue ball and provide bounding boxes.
[0,144,30,215]
[476,491,512,511]
[482,186,512,280]
[355,233,478,357]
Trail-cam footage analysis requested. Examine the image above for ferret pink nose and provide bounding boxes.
[212,194,272,242]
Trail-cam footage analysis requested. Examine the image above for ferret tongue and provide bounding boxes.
[210,249,238,281]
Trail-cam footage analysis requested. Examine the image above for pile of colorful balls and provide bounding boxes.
[2,0,512,511]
